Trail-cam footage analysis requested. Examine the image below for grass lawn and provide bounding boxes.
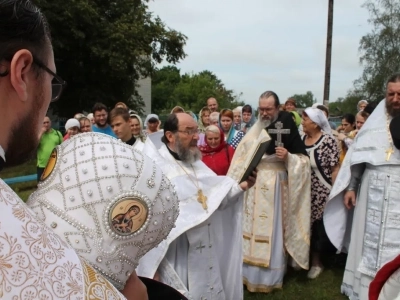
[1,161,349,300]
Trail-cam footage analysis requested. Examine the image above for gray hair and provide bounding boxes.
[209,112,220,122]
[205,125,220,135]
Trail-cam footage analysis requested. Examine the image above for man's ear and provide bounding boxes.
[165,131,174,143]
[9,49,34,102]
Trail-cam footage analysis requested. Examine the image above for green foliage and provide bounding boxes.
[35,0,187,116]
[329,92,364,116]
[355,0,400,101]
[288,91,316,108]
[152,67,244,114]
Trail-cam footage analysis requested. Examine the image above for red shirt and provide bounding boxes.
[201,145,234,175]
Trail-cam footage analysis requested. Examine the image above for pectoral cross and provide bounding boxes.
[196,242,206,253]
[386,147,394,161]
[268,121,291,147]
[197,189,208,210]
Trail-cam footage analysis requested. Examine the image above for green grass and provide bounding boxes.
[244,254,348,299]
[1,161,348,299]
[1,159,37,202]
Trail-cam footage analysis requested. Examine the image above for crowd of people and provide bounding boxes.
[2,1,400,300]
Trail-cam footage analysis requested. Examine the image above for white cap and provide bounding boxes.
[27,133,179,289]
[65,118,80,130]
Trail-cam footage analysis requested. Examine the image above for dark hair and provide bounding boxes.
[342,113,355,124]
[162,113,179,144]
[285,98,297,108]
[316,105,329,117]
[148,117,159,124]
[92,102,108,114]
[387,73,400,86]
[242,104,252,114]
[364,102,378,115]
[259,91,280,108]
[0,0,51,77]
[109,107,130,122]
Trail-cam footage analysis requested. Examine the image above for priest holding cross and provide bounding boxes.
[228,91,311,293]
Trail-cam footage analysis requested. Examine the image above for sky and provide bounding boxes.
[147,0,371,108]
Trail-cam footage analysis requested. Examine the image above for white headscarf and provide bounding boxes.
[304,107,332,135]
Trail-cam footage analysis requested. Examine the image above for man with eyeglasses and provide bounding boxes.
[0,1,147,299]
[229,91,311,294]
[137,112,256,300]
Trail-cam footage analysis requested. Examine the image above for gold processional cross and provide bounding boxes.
[197,189,208,210]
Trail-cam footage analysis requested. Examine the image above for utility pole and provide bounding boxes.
[323,0,334,107]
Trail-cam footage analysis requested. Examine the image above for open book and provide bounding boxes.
[227,125,271,183]
[238,140,270,183]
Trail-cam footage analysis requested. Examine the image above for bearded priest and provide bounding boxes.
[136,113,256,300]
[228,91,311,293]
[324,74,400,300]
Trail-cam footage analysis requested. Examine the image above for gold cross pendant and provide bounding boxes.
[197,189,208,210]
[386,147,394,161]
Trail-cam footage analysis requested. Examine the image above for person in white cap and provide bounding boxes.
[63,117,80,141]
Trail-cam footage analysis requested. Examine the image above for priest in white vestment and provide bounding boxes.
[136,113,256,300]
[324,74,400,300]
[228,91,311,293]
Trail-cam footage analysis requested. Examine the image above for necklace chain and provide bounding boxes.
[175,161,208,210]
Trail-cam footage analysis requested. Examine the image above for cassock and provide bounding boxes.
[136,141,244,300]
[228,111,311,293]
[324,100,400,300]
[0,149,125,299]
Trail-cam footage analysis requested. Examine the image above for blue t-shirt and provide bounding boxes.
[92,125,117,138]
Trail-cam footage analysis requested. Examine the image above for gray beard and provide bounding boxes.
[386,100,400,118]
[175,137,201,164]
[258,116,271,128]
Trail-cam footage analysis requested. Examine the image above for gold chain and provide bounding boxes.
[175,161,208,210]
[386,112,394,161]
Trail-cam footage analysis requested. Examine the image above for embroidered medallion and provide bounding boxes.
[108,197,148,236]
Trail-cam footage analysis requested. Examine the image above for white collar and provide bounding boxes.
[0,145,5,161]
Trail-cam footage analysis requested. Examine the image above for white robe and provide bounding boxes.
[0,178,124,299]
[136,142,244,300]
[324,100,400,299]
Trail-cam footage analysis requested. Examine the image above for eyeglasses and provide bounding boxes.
[258,107,275,113]
[33,57,67,102]
[176,129,201,136]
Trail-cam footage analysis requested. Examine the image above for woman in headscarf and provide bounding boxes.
[301,107,340,280]
[357,99,368,111]
[197,107,211,146]
[130,114,146,143]
[219,109,245,149]
[241,104,256,133]
[337,110,370,149]
[199,125,234,175]
[233,106,242,130]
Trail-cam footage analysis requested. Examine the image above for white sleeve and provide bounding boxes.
[218,184,243,210]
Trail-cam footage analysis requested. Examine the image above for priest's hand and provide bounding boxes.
[121,271,148,300]
[275,147,288,161]
[343,190,356,209]
[239,170,257,191]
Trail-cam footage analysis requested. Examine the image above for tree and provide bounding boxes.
[288,91,316,108]
[35,0,187,116]
[151,67,244,114]
[328,89,366,116]
[355,0,400,101]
